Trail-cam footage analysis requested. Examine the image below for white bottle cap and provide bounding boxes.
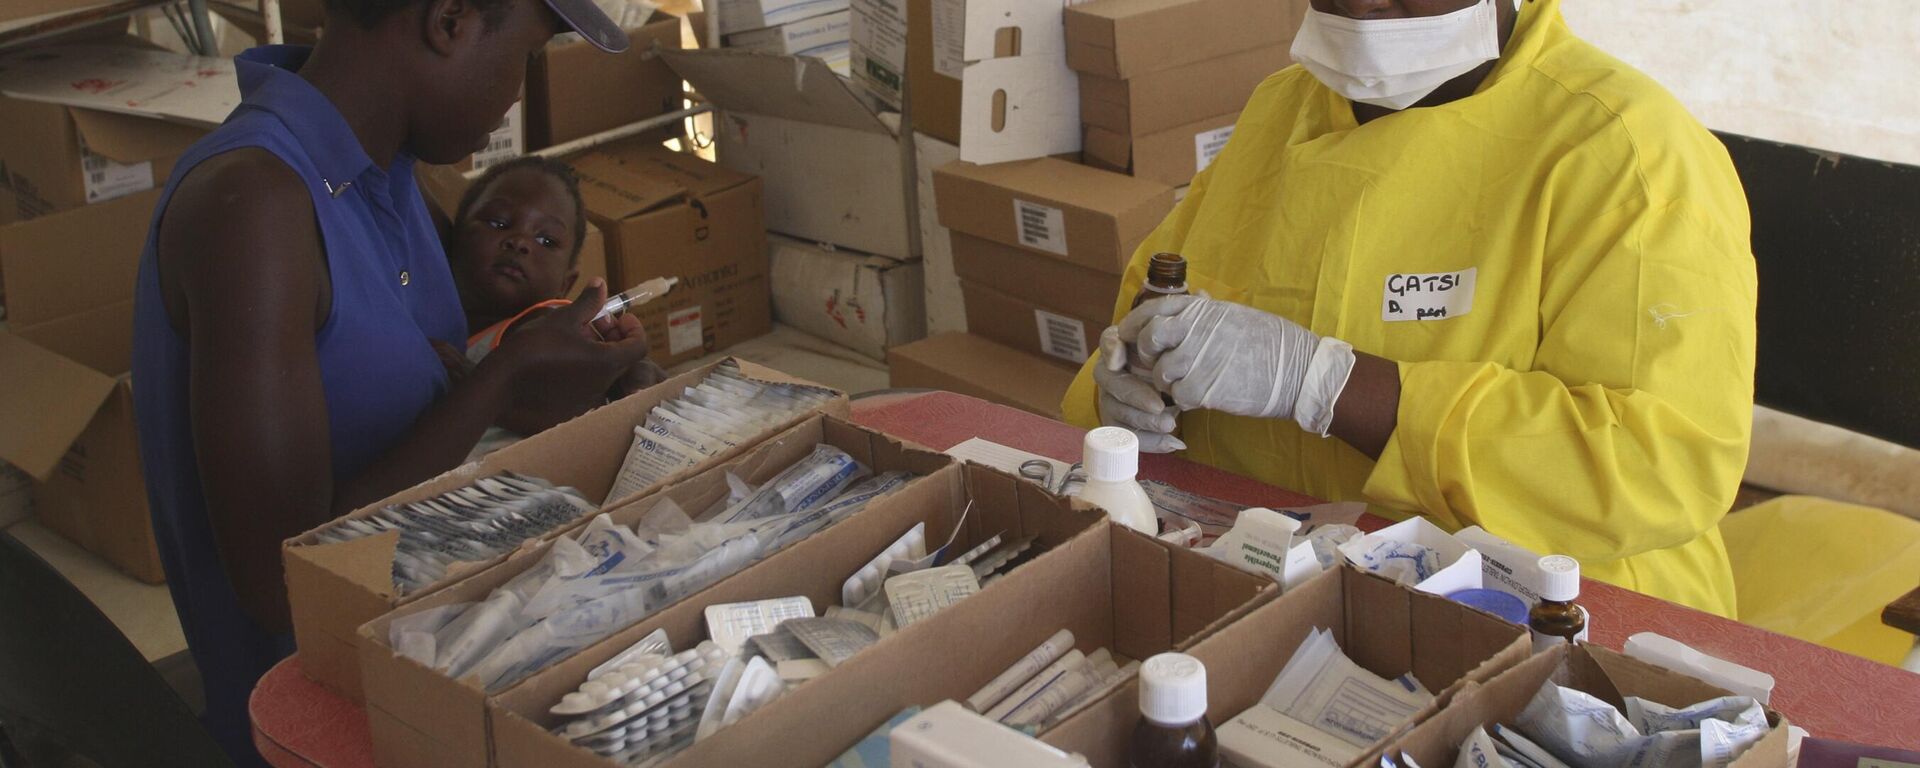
[1538,555,1581,601]
[1138,652,1208,725]
[1083,427,1140,483]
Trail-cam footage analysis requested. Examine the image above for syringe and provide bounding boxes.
[594,276,679,323]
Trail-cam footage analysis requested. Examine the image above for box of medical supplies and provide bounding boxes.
[933,158,1173,276]
[717,0,849,36]
[1063,0,1306,79]
[284,359,846,703]
[1043,564,1532,767]
[848,0,906,108]
[1078,44,1287,139]
[769,235,926,362]
[888,333,1081,419]
[959,279,1103,368]
[359,414,967,768]
[662,48,914,261]
[0,38,209,223]
[486,466,1272,766]
[913,131,966,335]
[567,140,771,368]
[526,13,685,150]
[724,9,852,75]
[0,190,165,583]
[1085,110,1242,187]
[1381,644,1791,768]
[903,0,961,143]
[950,231,1122,326]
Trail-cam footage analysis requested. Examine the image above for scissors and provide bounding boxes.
[1018,460,1085,495]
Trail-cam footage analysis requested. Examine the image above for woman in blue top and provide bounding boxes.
[130,0,642,761]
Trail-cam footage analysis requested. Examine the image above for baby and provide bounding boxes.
[441,157,665,454]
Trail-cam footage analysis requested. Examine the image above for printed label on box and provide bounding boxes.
[471,101,524,172]
[1013,198,1069,256]
[669,305,705,355]
[931,0,966,79]
[1033,309,1089,363]
[1194,125,1235,173]
[1381,267,1476,322]
[852,0,908,107]
[80,151,154,203]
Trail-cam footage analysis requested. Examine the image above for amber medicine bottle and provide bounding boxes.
[1129,253,1189,385]
[1529,555,1590,652]
[1129,653,1218,768]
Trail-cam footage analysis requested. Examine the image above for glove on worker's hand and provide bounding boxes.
[1120,294,1355,435]
[1094,327,1187,453]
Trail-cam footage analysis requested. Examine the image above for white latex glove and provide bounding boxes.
[1094,327,1187,453]
[1120,294,1356,436]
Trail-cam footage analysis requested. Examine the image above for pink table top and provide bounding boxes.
[251,391,1920,765]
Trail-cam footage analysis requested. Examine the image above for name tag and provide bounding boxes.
[1382,268,1476,322]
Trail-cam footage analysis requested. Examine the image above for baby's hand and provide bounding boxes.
[431,340,473,383]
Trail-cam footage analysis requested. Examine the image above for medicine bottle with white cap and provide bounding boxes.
[1075,427,1158,535]
[1130,652,1218,768]
[1529,555,1589,653]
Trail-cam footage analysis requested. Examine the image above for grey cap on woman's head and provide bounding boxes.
[542,0,630,53]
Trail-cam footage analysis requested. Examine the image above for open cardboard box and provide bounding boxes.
[888,332,1081,420]
[526,12,684,150]
[359,414,961,768]
[1043,564,1532,767]
[1380,643,1791,768]
[489,474,1273,767]
[284,359,845,703]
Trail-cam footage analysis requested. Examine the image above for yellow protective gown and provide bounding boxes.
[1063,0,1755,617]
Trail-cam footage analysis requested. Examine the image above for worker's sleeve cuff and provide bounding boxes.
[1293,336,1355,437]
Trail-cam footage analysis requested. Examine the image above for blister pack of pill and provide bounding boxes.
[606,361,840,503]
[550,642,733,763]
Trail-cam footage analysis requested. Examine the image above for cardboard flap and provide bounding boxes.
[293,529,404,601]
[0,187,158,329]
[0,332,116,479]
[69,107,205,164]
[659,47,890,135]
[570,152,688,219]
[963,0,1069,60]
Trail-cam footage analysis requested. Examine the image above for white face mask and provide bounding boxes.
[1290,0,1504,111]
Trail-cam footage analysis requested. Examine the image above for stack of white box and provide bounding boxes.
[717,0,853,76]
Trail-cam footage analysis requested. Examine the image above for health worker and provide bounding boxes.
[1067,0,1755,617]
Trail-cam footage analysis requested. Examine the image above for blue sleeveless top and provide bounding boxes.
[130,46,464,760]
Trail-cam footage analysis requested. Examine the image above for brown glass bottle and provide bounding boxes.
[1130,253,1189,386]
[1129,653,1219,768]
[1529,555,1589,652]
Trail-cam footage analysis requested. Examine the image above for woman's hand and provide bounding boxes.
[483,280,656,430]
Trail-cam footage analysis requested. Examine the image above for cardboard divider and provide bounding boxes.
[1382,644,1791,768]
[488,487,1273,767]
[357,414,958,768]
[283,358,846,703]
[1042,565,1532,767]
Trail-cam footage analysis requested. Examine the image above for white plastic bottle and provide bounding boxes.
[1075,427,1158,535]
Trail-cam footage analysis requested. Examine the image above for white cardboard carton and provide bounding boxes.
[0,44,237,128]
[768,234,926,360]
[661,48,914,261]
[718,0,850,35]
[1452,525,1545,604]
[913,131,965,335]
[1340,517,1484,596]
[726,10,852,75]
[849,0,908,108]
[955,0,1080,164]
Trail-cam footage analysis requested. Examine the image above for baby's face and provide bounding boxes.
[455,167,578,314]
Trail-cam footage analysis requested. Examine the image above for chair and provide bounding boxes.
[0,532,232,768]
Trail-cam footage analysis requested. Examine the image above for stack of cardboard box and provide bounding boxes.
[1066,0,1307,186]
[716,0,852,75]
[525,12,685,151]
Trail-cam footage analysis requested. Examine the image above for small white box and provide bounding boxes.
[1453,525,1545,604]
[1340,517,1483,596]
[889,700,1090,767]
[717,0,849,35]
[1218,705,1364,768]
[725,10,852,76]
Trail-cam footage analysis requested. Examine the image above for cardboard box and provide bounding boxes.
[769,235,926,361]
[888,332,1080,419]
[933,157,1173,275]
[725,9,851,75]
[0,47,207,221]
[283,359,844,703]
[1340,516,1484,596]
[566,139,771,368]
[1085,110,1240,187]
[0,190,164,584]
[905,0,1081,164]
[451,100,526,174]
[961,279,1102,368]
[1064,0,1307,79]
[1078,44,1287,137]
[717,0,849,35]
[662,48,913,260]
[849,0,908,108]
[361,415,965,768]
[905,0,962,144]
[526,15,685,150]
[1042,565,1533,767]
[1382,644,1791,768]
[914,131,965,335]
[487,475,1273,767]
[1,0,116,26]
[950,231,1121,325]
